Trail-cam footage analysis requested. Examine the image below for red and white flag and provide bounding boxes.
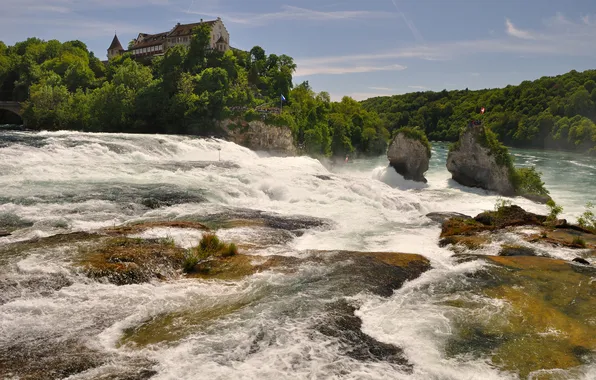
[480,107,486,114]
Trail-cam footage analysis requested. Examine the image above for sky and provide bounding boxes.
[2,0,596,101]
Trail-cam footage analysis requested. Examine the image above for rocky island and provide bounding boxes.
[447,121,551,202]
[387,128,431,182]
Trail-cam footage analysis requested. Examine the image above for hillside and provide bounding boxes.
[361,70,596,154]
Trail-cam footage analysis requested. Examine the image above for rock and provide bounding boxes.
[0,230,10,238]
[445,254,596,379]
[521,193,551,204]
[572,257,591,265]
[499,244,537,257]
[474,205,547,228]
[221,119,296,156]
[387,131,430,183]
[446,123,515,195]
[78,237,187,285]
[316,300,412,369]
[426,212,472,224]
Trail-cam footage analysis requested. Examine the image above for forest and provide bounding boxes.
[0,24,388,157]
[361,70,596,154]
[2,23,596,156]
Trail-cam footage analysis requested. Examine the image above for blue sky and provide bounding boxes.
[2,0,596,100]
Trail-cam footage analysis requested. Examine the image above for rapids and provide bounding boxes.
[0,130,595,379]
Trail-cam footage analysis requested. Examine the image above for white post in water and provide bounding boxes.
[218,146,221,161]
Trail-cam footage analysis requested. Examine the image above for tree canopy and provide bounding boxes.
[0,30,389,157]
[361,70,596,154]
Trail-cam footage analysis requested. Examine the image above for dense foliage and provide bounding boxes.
[362,70,596,154]
[0,29,388,157]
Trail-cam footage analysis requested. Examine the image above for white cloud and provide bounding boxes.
[368,87,394,91]
[295,64,406,77]
[471,73,481,77]
[187,5,396,26]
[295,13,596,79]
[505,18,536,39]
[408,85,427,90]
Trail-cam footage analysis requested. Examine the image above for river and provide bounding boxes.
[0,130,595,379]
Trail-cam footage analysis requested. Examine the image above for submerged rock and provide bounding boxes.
[572,257,591,265]
[474,205,547,228]
[426,212,472,224]
[445,255,596,379]
[447,123,515,195]
[317,300,412,370]
[498,244,537,257]
[0,230,10,237]
[78,237,187,285]
[387,130,431,183]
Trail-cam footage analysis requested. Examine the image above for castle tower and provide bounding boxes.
[107,34,124,59]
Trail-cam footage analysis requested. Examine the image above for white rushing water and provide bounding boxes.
[0,131,595,380]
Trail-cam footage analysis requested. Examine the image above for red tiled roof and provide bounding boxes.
[168,20,216,37]
[131,32,168,49]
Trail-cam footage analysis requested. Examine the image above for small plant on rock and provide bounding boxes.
[183,233,239,273]
[546,199,563,224]
[577,202,596,232]
[572,236,587,248]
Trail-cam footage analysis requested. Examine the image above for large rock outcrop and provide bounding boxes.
[387,131,430,183]
[447,124,515,195]
[221,119,296,156]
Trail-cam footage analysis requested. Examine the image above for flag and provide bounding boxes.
[480,107,486,114]
[281,94,286,102]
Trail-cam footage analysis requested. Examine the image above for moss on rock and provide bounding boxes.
[446,255,596,379]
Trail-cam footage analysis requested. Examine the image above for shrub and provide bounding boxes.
[572,236,587,248]
[513,167,549,197]
[199,233,221,252]
[577,202,596,231]
[222,243,238,257]
[183,249,200,272]
[159,236,176,247]
[183,233,238,273]
[243,109,260,122]
[546,199,563,223]
[492,197,513,225]
[477,127,514,169]
[396,127,431,158]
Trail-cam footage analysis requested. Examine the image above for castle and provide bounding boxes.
[107,17,230,59]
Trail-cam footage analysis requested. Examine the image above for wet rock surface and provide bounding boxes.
[445,255,596,379]
[387,132,430,183]
[426,212,472,224]
[317,300,412,369]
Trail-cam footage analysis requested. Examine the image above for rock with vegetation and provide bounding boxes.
[447,123,517,195]
[439,202,596,256]
[221,119,297,156]
[447,123,550,202]
[387,128,431,182]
